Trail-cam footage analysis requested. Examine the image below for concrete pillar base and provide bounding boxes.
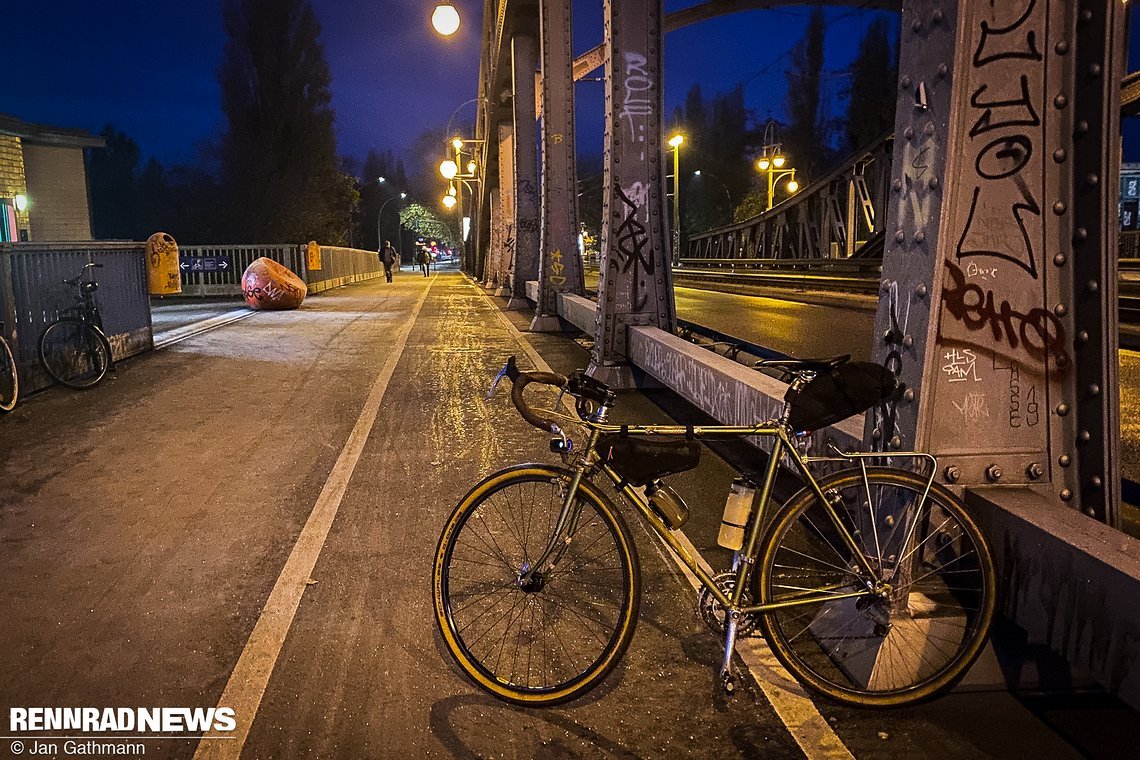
[506,297,530,310]
[586,362,638,390]
[494,286,508,297]
[529,314,564,332]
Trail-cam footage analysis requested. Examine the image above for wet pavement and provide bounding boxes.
[1,273,1137,759]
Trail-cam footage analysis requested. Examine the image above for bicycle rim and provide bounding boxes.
[756,467,996,707]
[434,466,640,705]
[0,338,17,412]
[39,320,110,389]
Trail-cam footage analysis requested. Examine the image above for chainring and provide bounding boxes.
[698,571,759,637]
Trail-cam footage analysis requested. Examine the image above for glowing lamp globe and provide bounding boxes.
[442,195,457,209]
[786,179,799,193]
[440,160,458,179]
[432,3,461,36]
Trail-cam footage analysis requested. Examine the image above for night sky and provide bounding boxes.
[0,2,1136,172]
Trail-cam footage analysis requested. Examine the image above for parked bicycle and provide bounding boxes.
[433,355,996,708]
[39,262,113,389]
[0,320,17,412]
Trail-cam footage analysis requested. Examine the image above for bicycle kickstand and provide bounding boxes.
[719,610,741,695]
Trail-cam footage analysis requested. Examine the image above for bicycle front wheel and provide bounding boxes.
[39,319,111,389]
[0,336,17,412]
[434,465,641,706]
[755,466,996,708]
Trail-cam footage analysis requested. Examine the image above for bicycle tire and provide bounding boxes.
[755,466,996,708]
[39,319,111,389]
[0,336,17,412]
[434,464,641,706]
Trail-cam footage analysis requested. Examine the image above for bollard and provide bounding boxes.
[145,232,181,295]
[306,240,322,271]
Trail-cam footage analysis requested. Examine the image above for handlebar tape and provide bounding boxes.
[511,370,568,432]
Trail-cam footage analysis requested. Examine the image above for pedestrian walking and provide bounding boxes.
[418,248,431,278]
[380,240,397,283]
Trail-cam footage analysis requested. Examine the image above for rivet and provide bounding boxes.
[1089,63,1102,77]
[1057,354,1069,368]
[904,127,915,140]
[914,230,926,244]
[872,427,883,441]
[1090,475,1103,489]
[901,75,912,89]
[1075,227,1089,241]
[1027,463,1044,480]
[944,466,961,484]
[1055,41,1070,55]
[889,435,902,449]
[1088,383,1101,397]
[1087,173,1099,186]
[1056,403,1070,416]
[881,280,891,293]
[932,9,944,23]
[1079,430,1091,443]
[1054,94,1068,109]
[1076,120,1089,134]
[1079,9,1093,23]
[1060,489,1074,502]
[1053,148,1067,163]
[892,178,903,192]
[1054,253,1067,266]
[915,284,928,298]
[928,177,940,190]
[1084,507,1097,517]
[937,64,948,78]
[902,334,914,348]
[1059,454,1072,467]
[1077,330,1089,343]
[1053,201,1067,215]
[925,122,935,136]
[895,229,906,243]
[1054,303,1068,317]
[912,19,923,32]
[985,464,1003,482]
[903,388,915,402]
[1087,280,1100,293]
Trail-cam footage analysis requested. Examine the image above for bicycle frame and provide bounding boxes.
[526,417,938,618]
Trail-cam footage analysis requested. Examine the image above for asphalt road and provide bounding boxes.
[1,273,1136,759]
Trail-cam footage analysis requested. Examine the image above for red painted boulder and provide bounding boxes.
[242,257,307,310]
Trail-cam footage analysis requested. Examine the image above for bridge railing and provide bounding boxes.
[0,242,152,395]
[685,133,893,262]
[176,244,383,296]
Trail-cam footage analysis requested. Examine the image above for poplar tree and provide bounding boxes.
[843,17,897,152]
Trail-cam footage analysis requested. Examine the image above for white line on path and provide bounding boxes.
[470,276,855,760]
[193,278,435,760]
[153,308,257,349]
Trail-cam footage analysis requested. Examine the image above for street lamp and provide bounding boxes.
[432,1,461,36]
[692,170,733,211]
[377,192,407,248]
[756,153,798,211]
[442,194,457,210]
[667,133,684,265]
[440,159,458,180]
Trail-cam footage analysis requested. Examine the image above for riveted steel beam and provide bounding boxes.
[508,35,541,308]
[531,0,586,331]
[872,1,1123,524]
[489,122,515,290]
[589,0,676,387]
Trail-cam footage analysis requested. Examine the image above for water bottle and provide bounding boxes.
[718,478,756,550]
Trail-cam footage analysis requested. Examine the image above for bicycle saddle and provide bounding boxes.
[755,354,850,374]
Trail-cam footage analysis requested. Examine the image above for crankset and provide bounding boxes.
[698,571,759,637]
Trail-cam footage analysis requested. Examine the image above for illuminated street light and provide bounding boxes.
[786,179,799,193]
[757,157,771,172]
[667,133,684,148]
[772,156,786,169]
[13,194,28,212]
[442,194,457,209]
[440,159,458,179]
[448,184,457,197]
[466,160,476,174]
[451,137,464,150]
[432,1,461,36]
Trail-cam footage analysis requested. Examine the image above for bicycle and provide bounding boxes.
[0,320,17,412]
[39,262,113,389]
[433,354,996,708]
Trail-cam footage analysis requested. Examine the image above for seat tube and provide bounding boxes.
[732,436,783,605]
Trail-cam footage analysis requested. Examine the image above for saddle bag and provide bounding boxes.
[786,361,899,432]
[596,433,701,487]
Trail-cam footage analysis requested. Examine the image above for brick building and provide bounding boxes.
[0,115,105,242]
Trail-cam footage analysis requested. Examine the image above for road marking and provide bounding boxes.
[467,276,854,760]
[153,308,257,349]
[193,279,434,760]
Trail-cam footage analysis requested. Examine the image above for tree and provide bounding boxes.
[399,203,459,250]
[783,6,828,179]
[217,0,346,243]
[843,17,897,152]
[357,149,409,251]
[88,126,143,239]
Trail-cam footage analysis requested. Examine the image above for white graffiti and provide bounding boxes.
[953,392,990,424]
[942,348,981,382]
[618,52,653,160]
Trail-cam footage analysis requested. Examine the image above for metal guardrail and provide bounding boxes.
[176,244,383,296]
[0,242,152,394]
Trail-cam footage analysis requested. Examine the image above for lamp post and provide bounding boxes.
[756,152,798,212]
[378,192,407,249]
[692,170,733,216]
[668,133,684,265]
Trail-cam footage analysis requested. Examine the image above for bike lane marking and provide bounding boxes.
[470,277,855,760]
[192,277,436,760]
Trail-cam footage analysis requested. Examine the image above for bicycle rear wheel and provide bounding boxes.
[755,466,996,708]
[434,465,641,705]
[39,318,111,389]
[0,336,17,412]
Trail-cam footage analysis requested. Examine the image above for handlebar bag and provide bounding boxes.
[596,433,701,487]
[786,361,899,432]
